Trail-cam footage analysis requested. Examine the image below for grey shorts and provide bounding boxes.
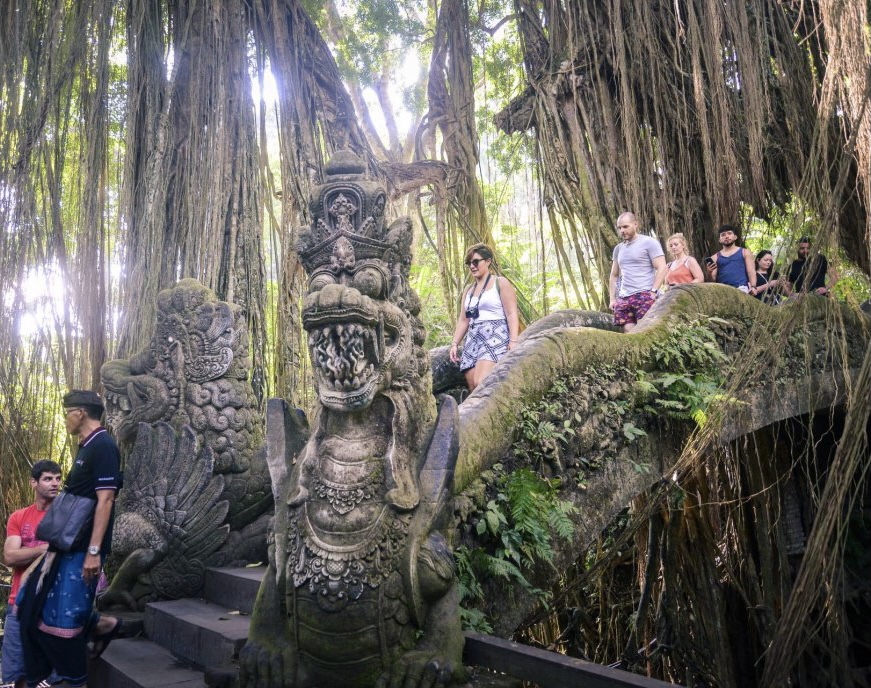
[460,319,509,372]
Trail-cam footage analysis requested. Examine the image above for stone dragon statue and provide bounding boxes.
[99,279,272,609]
[239,151,466,687]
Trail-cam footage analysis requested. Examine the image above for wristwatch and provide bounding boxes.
[87,545,100,556]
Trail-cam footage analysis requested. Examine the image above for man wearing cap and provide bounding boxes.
[17,390,128,688]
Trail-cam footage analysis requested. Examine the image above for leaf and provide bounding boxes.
[691,408,708,426]
[484,510,502,535]
[622,422,648,441]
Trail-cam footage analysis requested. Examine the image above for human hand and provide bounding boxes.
[83,553,101,583]
[449,343,459,363]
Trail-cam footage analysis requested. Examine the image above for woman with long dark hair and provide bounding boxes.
[754,250,783,304]
[449,243,519,392]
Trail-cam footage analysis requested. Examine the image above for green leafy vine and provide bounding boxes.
[457,467,577,632]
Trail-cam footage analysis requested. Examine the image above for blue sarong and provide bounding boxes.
[17,551,99,687]
[39,550,98,636]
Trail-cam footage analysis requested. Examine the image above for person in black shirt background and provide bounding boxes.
[787,237,838,296]
[18,390,135,687]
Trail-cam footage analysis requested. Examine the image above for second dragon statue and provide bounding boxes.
[238,150,467,687]
[99,279,272,609]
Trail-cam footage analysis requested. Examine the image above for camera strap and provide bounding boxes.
[467,274,491,319]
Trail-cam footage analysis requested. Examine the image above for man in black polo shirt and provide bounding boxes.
[19,390,132,688]
[787,237,838,296]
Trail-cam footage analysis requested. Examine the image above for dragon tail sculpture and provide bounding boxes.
[100,422,230,609]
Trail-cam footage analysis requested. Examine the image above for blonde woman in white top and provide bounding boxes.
[449,243,520,392]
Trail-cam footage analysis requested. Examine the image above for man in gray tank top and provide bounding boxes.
[608,212,668,332]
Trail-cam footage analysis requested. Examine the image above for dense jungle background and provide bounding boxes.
[1,0,870,686]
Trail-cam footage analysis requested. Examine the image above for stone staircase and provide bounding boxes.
[90,566,674,688]
[90,566,265,688]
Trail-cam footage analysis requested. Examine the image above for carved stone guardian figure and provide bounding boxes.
[100,279,272,608]
[239,151,466,687]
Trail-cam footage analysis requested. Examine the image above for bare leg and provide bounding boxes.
[471,360,497,390]
[623,322,636,332]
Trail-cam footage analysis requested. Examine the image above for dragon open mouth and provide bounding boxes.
[100,362,173,441]
[308,322,380,398]
[105,389,132,412]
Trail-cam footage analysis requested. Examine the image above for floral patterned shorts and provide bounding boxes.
[612,290,656,326]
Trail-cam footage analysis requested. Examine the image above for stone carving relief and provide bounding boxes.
[99,279,271,609]
[239,150,465,687]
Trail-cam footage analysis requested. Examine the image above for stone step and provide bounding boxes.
[90,636,206,687]
[204,566,265,615]
[145,598,251,670]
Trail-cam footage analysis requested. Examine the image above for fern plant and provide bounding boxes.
[457,467,577,631]
[640,317,733,426]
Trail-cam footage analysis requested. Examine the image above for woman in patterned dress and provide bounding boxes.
[449,244,520,392]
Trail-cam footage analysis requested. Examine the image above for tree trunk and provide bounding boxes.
[119,0,268,400]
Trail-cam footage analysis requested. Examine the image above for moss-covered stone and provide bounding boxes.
[453,284,870,635]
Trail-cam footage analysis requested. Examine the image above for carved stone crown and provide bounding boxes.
[297,150,393,274]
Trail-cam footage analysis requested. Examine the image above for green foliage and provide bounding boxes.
[411,240,456,348]
[307,0,427,84]
[454,546,494,633]
[517,380,577,468]
[831,257,871,305]
[635,317,733,426]
[457,466,577,630]
[621,422,647,442]
[650,317,727,373]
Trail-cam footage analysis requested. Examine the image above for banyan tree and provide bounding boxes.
[1,0,869,686]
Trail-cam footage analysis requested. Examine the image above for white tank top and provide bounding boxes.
[467,278,505,321]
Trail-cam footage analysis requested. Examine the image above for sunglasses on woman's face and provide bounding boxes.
[465,258,485,268]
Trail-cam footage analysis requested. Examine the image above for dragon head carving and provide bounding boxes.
[101,279,259,474]
[241,150,464,688]
[298,150,427,412]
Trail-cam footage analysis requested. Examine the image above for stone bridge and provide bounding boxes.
[434,284,870,635]
[90,283,870,687]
